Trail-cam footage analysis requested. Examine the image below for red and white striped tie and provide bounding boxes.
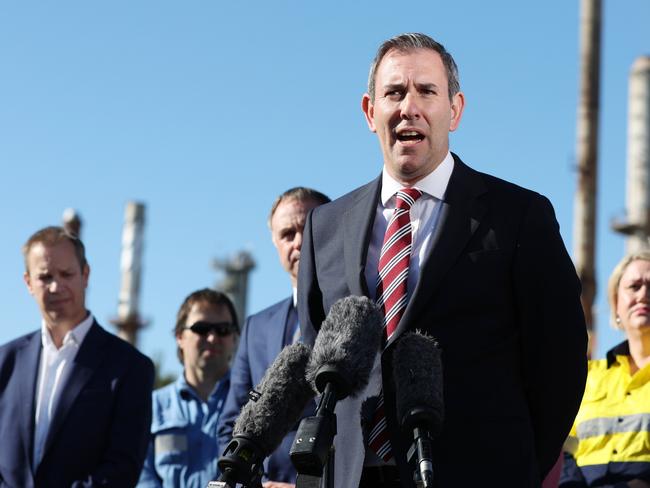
[368,187,422,461]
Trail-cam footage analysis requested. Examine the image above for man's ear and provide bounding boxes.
[361,93,377,133]
[449,91,465,132]
[82,264,90,289]
[23,271,33,295]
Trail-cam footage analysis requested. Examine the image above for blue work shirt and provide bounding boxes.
[137,372,230,488]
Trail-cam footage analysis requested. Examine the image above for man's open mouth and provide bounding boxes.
[396,130,424,143]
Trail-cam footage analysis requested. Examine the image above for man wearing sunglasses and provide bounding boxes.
[218,187,330,488]
[138,288,239,488]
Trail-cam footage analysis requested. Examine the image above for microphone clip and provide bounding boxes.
[216,434,265,488]
[290,382,338,477]
[403,407,437,488]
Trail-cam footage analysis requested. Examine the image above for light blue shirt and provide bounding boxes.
[137,372,230,488]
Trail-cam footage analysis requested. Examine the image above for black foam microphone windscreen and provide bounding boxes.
[306,295,383,399]
[233,341,314,454]
[392,331,444,435]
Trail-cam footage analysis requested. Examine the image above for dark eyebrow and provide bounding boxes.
[416,82,439,91]
[382,83,406,93]
[381,82,440,94]
[624,277,643,284]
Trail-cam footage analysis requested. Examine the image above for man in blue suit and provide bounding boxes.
[298,33,587,487]
[0,226,154,487]
[217,187,330,487]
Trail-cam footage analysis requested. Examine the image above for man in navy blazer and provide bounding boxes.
[297,33,588,487]
[217,187,329,486]
[0,226,154,487]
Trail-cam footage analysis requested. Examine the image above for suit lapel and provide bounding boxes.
[343,176,382,297]
[388,156,488,345]
[42,322,107,457]
[17,331,42,470]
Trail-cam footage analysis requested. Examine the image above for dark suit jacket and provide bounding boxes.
[217,297,314,483]
[0,321,154,488]
[298,154,588,488]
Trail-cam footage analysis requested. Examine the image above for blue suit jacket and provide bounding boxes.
[217,297,314,483]
[298,154,588,487]
[0,321,155,488]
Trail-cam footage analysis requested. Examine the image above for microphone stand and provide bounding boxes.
[291,381,339,488]
[403,407,435,488]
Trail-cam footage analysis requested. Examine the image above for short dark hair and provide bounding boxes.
[22,226,87,272]
[367,32,460,102]
[268,187,331,228]
[174,288,239,363]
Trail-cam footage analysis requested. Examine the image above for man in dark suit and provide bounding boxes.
[0,226,154,487]
[297,33,588,488]
[217,187,329,487]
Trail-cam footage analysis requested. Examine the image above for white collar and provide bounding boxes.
[41,312,94,350]
[380,151,454,206]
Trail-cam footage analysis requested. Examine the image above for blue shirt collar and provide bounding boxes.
[176,370,231,402]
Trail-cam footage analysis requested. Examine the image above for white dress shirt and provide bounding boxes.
[364,151,454,298]
[33,313,94,467]
[289,287,301,344]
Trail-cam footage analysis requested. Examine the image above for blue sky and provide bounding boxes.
[1,1,648,378]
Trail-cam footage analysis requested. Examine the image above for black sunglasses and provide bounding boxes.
[184,321,236,337]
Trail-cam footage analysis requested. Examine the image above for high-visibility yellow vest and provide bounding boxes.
[564,342,650,485]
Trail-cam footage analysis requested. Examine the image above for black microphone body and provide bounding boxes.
[216,342,314,487]
[392,331,443,488]
[290,296,383,477]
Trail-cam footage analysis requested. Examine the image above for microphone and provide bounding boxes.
[214,342,314,488]
[290,296,383,476]
[392,331,443,488]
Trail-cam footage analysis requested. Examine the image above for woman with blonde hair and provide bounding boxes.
[560,251,650,487]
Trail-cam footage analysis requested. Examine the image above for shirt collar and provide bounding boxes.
[177,370,231,401]
[177,375,196,402]
[41,312,94,349]
[606,340,631,368]
[380,151,454,206]
[292,287,297,307]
